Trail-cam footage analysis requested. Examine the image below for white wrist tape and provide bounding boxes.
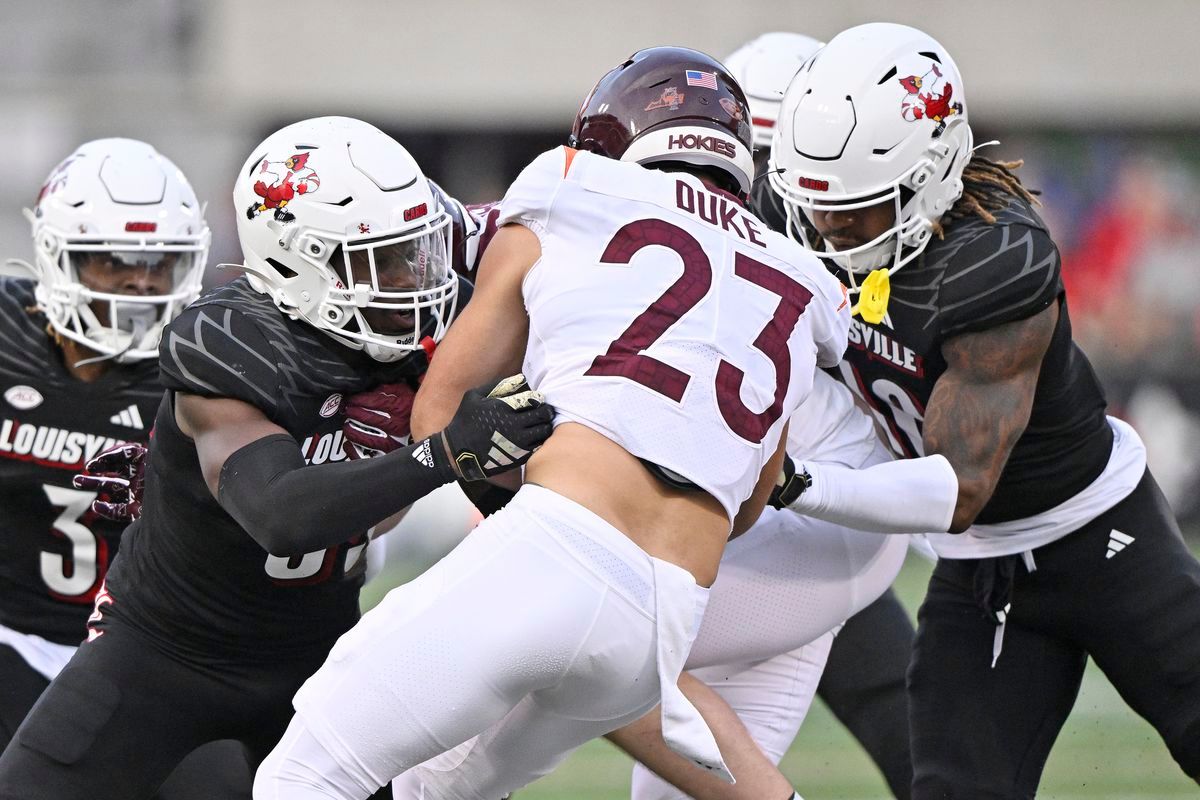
[789,454,958,534]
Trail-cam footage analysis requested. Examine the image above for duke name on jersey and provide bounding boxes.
[0,278,161,646]
[509,146,850,521]
[99,277,422,660]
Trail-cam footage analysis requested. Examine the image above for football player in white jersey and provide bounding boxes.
[620,31,917,800]
[252,46,849,800]
[604,33,921,800]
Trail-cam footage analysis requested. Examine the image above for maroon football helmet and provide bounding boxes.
[569,47,756,196]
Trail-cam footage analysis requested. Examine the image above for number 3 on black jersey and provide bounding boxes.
[41,484,106,602]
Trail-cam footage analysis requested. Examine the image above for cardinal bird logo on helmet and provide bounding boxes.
[246,152,322,223]
[898,63,963,137]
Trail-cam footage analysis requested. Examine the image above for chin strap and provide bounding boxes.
[73,315,148,368]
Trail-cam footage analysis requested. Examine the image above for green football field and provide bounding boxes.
[365,550,1197,798]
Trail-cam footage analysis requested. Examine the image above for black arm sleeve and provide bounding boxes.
[218,434,456,555]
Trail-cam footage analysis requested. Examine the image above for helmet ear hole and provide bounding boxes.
[320,302,348,325]
[299,235,329,261]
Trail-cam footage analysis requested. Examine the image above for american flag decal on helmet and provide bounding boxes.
[685,70,718,90]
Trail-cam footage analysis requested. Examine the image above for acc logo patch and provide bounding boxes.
[319,393,343,418]
[4,385,43,410]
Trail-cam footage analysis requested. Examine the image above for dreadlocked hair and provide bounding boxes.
[934,154,1040,237]
[25,304,63,347]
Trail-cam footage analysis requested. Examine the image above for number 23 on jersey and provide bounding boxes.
[585,218,813,445]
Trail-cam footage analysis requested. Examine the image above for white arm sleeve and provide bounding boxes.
[789,454,959,534]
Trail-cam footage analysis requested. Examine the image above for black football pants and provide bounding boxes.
[0,642,254,799]
[909,469,1200,798]
[0,618,333,800]
[817,587,915,800]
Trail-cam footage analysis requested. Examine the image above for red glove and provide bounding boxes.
[72,442,148,523]
[342,382,418,460]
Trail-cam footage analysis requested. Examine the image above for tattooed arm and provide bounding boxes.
[925,302,1058,532]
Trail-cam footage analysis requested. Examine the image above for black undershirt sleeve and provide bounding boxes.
[218,434,456,555]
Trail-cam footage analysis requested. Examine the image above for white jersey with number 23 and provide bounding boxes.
[499,146,850,522]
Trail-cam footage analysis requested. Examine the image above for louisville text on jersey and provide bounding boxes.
[847,318,924,377]
[300,430,350,465]
[0,419,130,470]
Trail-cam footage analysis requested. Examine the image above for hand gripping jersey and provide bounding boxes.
[0,278,162,645]
[102,278,419,661]
[818,198,1116,525]
[501,147,850,521]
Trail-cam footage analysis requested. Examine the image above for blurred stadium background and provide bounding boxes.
[3,1,1198,796]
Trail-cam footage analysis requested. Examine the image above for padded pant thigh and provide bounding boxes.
[0,625,223,800]
[9,662,122,768]
[290,527,632,792]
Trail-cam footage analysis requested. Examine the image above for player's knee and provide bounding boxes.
[912,763,1030,800]
[253,720,375,800]
[1165,713,1200,781]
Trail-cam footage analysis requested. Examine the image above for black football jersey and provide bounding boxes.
[105,277,412,661]
[750,195,1113,524]
[0,278,162,645]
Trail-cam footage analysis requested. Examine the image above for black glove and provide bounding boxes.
[435,374,554,481]
[72,441,148,522]
[767,452,811,510]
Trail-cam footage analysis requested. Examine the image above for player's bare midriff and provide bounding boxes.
[525,421,728,587]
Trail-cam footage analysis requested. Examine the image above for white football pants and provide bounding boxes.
[254,484,712,800]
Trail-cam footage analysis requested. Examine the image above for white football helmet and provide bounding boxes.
[23,138,208,362]
[723,32,824,149]
[768,22,973,281]
[232,117,457,362]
